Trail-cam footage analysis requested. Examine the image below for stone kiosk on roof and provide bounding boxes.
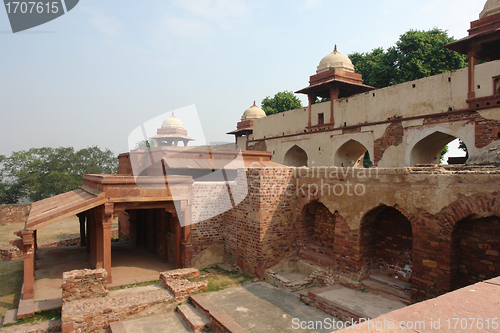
[295,46,375,130]
[150,113,195,147]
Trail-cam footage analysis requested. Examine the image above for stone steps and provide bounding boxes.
[369,273,411,291]
[300,250,336,267]
[305,244,336,258]
[177,304,211,333]
[190,295,249,333]
[1,309,17,326]
[301,284,407,323]
[363,278,412,305]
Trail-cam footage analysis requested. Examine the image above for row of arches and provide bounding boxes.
[297,200,500,300]
[282,131,469,167]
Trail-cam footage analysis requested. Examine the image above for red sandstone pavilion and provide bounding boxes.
[7,0,500,329]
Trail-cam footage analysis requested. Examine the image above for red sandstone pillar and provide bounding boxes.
[468,51,479,100]
[78,213,86,247]
[95,206,104,269]
[329,87,339,124]
[181,205,191,267]
[89,208,97,267]
[174,213,182,268]
[22,230,35,299]
[307,94,315,127]
[102,203,113,283]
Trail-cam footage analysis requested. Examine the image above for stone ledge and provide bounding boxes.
[62,289,175,333]
[164,279,208,298]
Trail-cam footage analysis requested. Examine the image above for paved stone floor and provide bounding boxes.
[34,242,174,301]
[204,282,345,332]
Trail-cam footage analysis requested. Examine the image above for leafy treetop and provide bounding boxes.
[349,28,467,88]
[0,146,118,203]
[261,91,303,115]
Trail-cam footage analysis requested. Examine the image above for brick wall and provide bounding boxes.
[224,167,295,277]
[455,216,500,288]
[373,121,403,166]
[62,269,108,303]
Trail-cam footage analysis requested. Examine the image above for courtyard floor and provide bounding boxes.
[34,242,174,301]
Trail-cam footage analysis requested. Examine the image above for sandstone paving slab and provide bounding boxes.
[356,280,500,333]
[316,285,406,320]
[203,282,347,332]
[118,312,193,333]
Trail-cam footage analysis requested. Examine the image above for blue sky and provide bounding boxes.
[0,0,485,158]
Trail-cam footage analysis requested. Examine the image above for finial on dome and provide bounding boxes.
[172,111,175,116]
[334,44,337,52]
[253,101,256,107]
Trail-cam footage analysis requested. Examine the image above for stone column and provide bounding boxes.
[307,94,316,128]
[468,50,479,100]
[329,87,339,124]
[89,208,97,266]
[22,230,35,299]
[78,213,86,247]
[174,213,182,268]
[102,203,113,283]
[181,205,191,267]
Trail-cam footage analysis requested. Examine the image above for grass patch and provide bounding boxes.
[0,260,23,318]
[190,268,253,293]
[2,309,61,328]
[108,279,160,291]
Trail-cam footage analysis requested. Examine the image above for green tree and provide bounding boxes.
[439,145,449,164]
[261,91,303,115]
[349,28,467,88]
[0,146,118,203]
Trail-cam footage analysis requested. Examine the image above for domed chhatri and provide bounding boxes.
[316,45,355,74]
[241,101,266,121]
[161,112,185,130]
[151,112,194,147]
[479,0,500,19]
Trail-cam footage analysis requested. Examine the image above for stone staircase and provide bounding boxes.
[362,273,412,305]
[299,243,336,267]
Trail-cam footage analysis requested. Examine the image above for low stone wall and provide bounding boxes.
[160,268,208,298]
[61,268,207,333]
[61,288,175,333]
[0,230,119,262]
[0,203,31,226]
[62,269,108,303]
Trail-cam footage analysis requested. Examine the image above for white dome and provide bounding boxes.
[241,102,266,121]
[161,113,184,129]
[479,0,500,19]
[316,45,355,74]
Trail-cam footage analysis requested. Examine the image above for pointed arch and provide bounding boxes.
[334,139,370,167]
[408,129,472,166]
[283,145,308,167]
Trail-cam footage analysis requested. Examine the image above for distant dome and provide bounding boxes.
[317,45,355,74]
[241,102,266,121]
[162,113,184,129]
[466,140,500,166]
[479,0,500,19]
